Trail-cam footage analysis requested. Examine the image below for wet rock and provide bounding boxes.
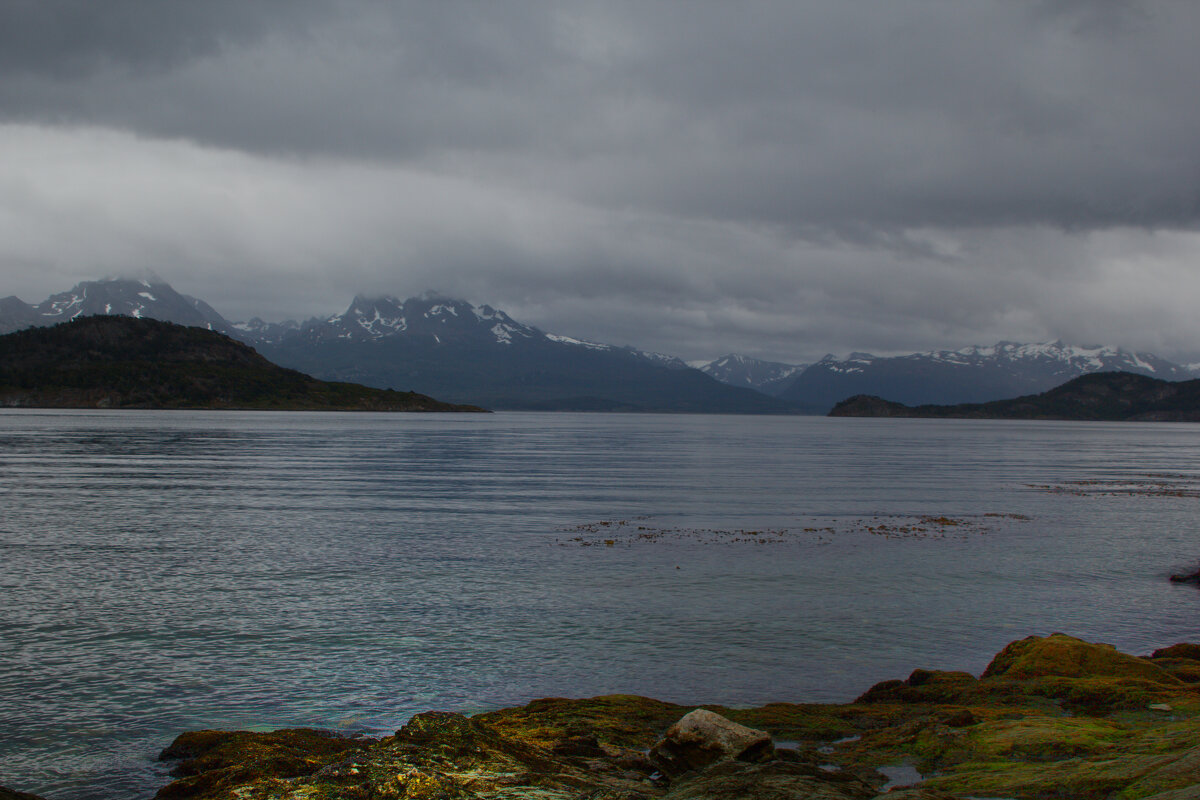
[649,709,774,777]
[1168,568,1200,585]
[1151,643,1200,661]
[662,759,876,800]
[857,670,978,704]
[155,728,369,799]
[1145,643,1200,682]
[551,732,606,757]
[1118,745,1200,799]
[475,694,686,750]
[0,786,51,800]
[940,710,976,728]
[873,790,964,800]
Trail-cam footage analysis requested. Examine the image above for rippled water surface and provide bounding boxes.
[3,410,1200,798]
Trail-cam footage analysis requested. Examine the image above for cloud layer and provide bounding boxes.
[2,1,1199,362]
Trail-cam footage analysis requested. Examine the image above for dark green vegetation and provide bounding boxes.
[3,634,1182,800]
[0,316,485,411]
[829,371,1200,421]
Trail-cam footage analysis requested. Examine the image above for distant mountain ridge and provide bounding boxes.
[829,371,1200,422]
[776,341,1193,412]
[694,354,808,395]
[1,273,234,337]
[3,276,1196,413]
[255,293,785,412]
[0,278,789,413]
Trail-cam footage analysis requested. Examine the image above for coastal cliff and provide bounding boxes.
[8,633,1196,800]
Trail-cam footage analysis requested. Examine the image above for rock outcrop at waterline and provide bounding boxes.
[9,634,1200,800]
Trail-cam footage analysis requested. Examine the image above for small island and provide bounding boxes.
[0,316,487,412]
[829,371,1200,422]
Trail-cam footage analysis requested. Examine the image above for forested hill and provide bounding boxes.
[0,316,486,412]
[829,371,1200,422]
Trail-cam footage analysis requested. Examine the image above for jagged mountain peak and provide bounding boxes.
[696,353,809,395]
[303,292,539,346]
[14,275,234,335]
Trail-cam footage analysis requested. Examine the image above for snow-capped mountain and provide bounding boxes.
[816,342,1186,378]
[250,292,759,411]
[0,273,234,336]
[228,317,301,345]
[0,277,784,412]
[780,341,1194,412]
[7,276,1192,414]
[695,354,809,396]
[272,292,691,368]
[291,292,542,347]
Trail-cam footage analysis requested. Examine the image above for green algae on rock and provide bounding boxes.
[146,634,1200,800]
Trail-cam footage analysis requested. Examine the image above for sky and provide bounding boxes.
[1,1,1199,364]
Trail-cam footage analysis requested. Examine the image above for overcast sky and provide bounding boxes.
[2,1,1199,363]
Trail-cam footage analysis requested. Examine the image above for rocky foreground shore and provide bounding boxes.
[6,633,1200,800]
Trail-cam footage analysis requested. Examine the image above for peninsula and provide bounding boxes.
[829,371,1200,422]
[0,316,486,412]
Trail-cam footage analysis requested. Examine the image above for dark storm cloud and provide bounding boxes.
[4,1,1199,232]
[0,0,320,75]
[2,1,1200,362]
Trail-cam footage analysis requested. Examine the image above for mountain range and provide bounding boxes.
[0,276,790,413]
[2,275,1196,413]
[695,345,1195,412]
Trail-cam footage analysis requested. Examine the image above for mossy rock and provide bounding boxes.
[949,716,1127,765]
[1151,644,1200,662]
[857,670,979,705]
[661,759,876,800]
[475,694,687,750]
[1115,746,1200,800]
[698,702,869,744]
[983,634,1180,685]
[922,752,1176,800]
[155,728,369,799]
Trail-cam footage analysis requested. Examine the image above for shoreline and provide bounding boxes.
[6,633,1200,800]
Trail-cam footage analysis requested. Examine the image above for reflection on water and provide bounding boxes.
[2,410,1200,798]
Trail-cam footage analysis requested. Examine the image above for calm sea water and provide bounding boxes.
[2,410,1200,799]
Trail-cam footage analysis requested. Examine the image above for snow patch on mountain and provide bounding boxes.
[696,353,810,394]
[816,341,1180,377]
[547,333,614,351]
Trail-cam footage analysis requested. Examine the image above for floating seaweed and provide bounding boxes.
[1025,472,1200,498]
[557,512,1030,547]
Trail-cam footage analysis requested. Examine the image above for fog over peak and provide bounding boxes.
[2,1,1199,363]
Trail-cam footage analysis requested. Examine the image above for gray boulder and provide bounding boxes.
[650,709,775,777]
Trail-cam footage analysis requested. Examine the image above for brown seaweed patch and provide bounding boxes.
[557,513,1030,547]
[1025,473,1200,498]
